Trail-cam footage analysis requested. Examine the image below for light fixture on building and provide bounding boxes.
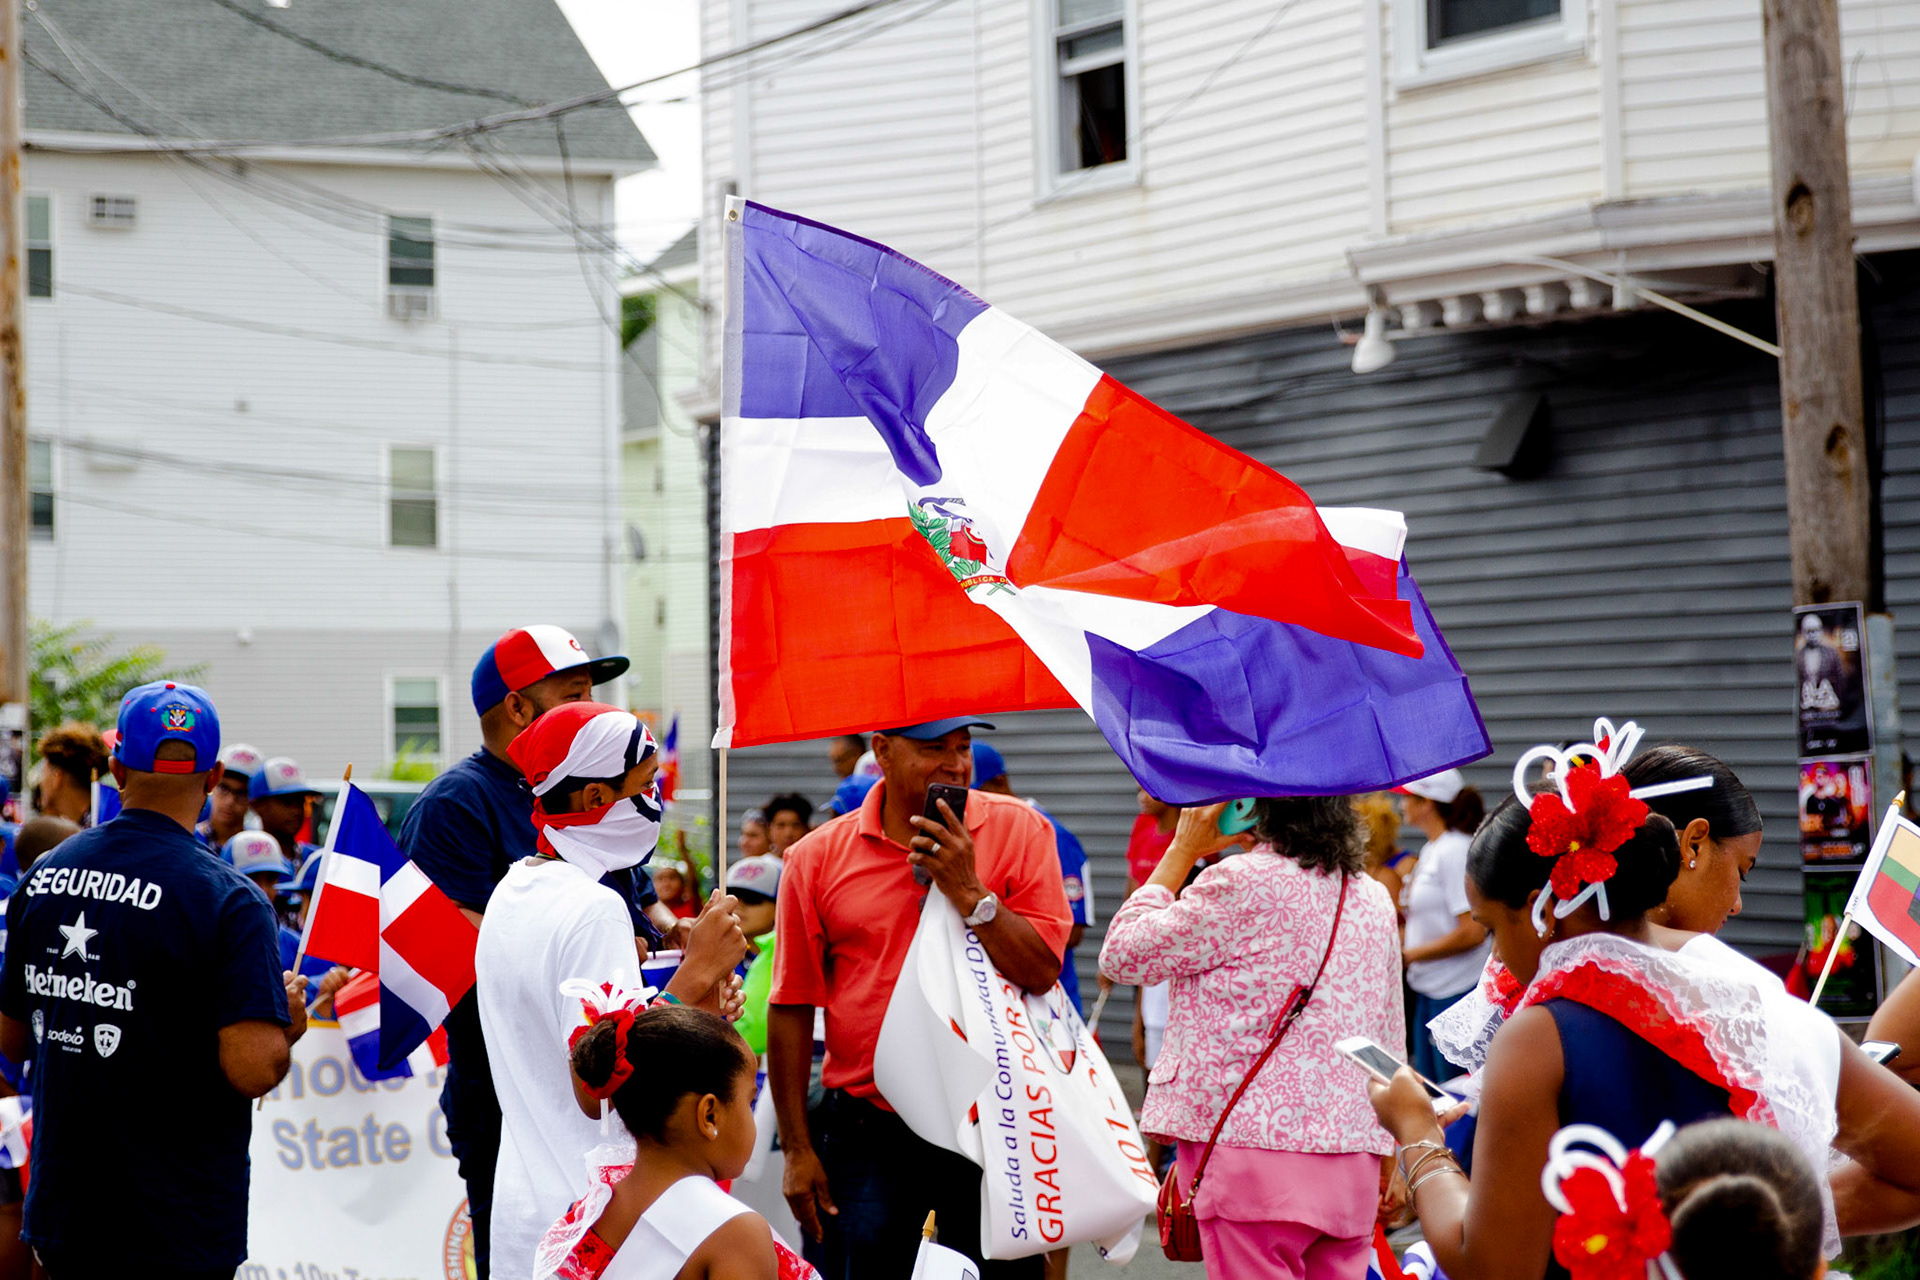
[1351,308,1397,374]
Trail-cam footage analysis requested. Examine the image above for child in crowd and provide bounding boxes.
[536,1002,817,1280]
[739,809,771,861]
[653,860,701,920]
[724,856,782,1056]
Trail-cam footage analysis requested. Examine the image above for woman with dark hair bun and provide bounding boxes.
[1363,718,1920,1279]
[1102,796,1404,1279]
[1625,745,1764,936]
[535,999,819,1280]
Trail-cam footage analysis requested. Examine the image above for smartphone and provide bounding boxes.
[1863,1039,1903,1066]
[1217,798,1260,836]
[1336,1036,1458,1113]
[915,784,970,885]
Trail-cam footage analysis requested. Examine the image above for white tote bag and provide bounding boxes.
[874,895,1155,1262]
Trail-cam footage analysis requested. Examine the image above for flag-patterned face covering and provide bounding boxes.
[510,702,663,882]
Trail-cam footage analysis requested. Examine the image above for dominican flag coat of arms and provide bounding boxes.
[715,199,1488,801]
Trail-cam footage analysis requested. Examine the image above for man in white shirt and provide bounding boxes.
[478,702,747,1277]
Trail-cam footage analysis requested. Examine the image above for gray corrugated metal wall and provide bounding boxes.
[715,253,1920,1044]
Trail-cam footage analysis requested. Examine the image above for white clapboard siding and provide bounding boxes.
[24,149,622,768]
[700,0,1920,356]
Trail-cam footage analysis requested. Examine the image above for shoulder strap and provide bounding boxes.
[1187,870,1349,1196]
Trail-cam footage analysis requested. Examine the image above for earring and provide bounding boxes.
[1688,860,1697,869]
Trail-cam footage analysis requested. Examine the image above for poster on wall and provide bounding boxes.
[1796,603,1871,757]
[1800,758,1874,867]
[1794,869,1882,1018]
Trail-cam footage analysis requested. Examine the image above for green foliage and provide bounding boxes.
[621,292,657,350]
[1846,1229,1920,1280]
[385,741,442,783]
[30,620,203,755]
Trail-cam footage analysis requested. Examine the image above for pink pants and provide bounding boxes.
[1175,1141,1379,1280]
[1194,1216,1372,1280]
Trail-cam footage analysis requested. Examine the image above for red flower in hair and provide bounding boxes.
[1527,763,1649,901]
[1551,1152,1671,1280]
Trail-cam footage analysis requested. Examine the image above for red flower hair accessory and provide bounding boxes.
[1512,718,1711,936]
[1542,1122,1679,1280]
[559,976,656,1100]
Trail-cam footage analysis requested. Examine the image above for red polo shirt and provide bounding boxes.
[770,778,1072,1103]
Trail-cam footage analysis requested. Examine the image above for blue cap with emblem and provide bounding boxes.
[115,681,221,775]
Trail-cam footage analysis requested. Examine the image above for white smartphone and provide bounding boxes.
[1336,1035,1459,1114]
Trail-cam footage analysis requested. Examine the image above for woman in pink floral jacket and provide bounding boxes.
[1101,798,1405,1280]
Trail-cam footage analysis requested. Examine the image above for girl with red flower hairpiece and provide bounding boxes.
[1364,716,1920,1280]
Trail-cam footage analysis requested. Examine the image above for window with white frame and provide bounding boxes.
[388,215,434,288]
[388,445,438,548]
[390,677,442,759]
[28,439,52,539]
[26,196,51,298]
[1394,0,1584,84]
[1051,0,1130,176]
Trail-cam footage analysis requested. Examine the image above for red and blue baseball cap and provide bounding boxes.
[115,681,221,775]
[471,625,629,716]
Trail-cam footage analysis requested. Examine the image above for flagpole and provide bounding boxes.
[292,764,353,974]
[1812,789,1907,1006]
[715,748,728,896]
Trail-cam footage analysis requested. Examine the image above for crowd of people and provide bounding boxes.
[10,629,1920,1280]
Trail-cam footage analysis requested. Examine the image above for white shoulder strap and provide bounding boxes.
[643,1176,754,1257]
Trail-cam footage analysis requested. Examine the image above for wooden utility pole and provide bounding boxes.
[0,0,26,735]
[1763,0,1869,608]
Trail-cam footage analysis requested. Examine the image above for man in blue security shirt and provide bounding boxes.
[400,625,674,1279]
[0,682,304,1278]
[971,743,1093,1012]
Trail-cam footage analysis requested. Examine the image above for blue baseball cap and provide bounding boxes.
[971,742,1008,787]
[879,716,995,741]
[278,848,324,895]
[825,772,879,816]
[250,757,322,802]
[115,681,221,775]
[225,831,291,880]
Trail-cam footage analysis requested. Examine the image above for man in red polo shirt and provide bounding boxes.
[769,716,1070,1279]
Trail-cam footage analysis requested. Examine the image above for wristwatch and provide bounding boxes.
[964,892,999,927]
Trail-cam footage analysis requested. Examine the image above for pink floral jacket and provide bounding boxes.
[1101,850,1404,1155]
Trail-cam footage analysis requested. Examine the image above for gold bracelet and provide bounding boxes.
[1397,1139,1451,1182]
[1403,1147,1454,1185]
[1410,1163,1466,1196]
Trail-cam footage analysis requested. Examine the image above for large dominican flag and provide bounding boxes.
[299,785,478,1073]
[717,200,1489,801]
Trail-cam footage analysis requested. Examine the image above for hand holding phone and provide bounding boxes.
[911,783,970,887]
[1337,1036,1458,1115]
[1863,1039,1903,1066]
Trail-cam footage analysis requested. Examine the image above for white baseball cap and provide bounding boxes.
[1395,769,1466,804]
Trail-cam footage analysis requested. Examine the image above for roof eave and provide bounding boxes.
[25,128,654,178]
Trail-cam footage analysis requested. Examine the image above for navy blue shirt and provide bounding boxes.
[1,808,289,1269]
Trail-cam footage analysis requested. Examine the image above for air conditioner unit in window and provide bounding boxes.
[387,286,437,322]
[87,195,136,229]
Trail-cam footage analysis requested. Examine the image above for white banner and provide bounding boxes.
[874,897,1156,1262]
[242,1022,472,1280]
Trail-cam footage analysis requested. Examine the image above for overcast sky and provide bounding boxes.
[554,0,703,268]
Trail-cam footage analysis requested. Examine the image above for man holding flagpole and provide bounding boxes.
[399,624,669,1280]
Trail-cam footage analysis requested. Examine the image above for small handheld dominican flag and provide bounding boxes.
[658,714,680,807]
[333,970,450,1082]
[299,784,478,1073]
[1844,802,1920,967]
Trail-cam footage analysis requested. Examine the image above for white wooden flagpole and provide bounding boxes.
[1811,790,1908,1006]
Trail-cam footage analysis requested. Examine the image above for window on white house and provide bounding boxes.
[391,677,442,758]
[1427,0,1559,44]
[28,439,52,539]
[26,196,51,298]
[388,446,437,548]
[388,216,434,288]
[1054,0,1129,174]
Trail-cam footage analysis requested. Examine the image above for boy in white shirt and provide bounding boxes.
[478,701,747,1278]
